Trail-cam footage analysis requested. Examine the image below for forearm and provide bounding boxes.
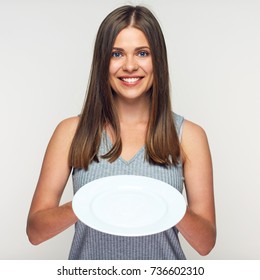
[26,201,78,245]
[176,206,216,256]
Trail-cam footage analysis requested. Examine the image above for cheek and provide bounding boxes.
[108,64,117,89]
[148,62,153,74]
[109,61,121,76]
[141,59,153,74]
[108,65,114,78]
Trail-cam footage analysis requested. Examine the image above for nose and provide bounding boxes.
[122,56,138,72]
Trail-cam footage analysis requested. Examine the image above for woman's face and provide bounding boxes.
[109,27,153,103]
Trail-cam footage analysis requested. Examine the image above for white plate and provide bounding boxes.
[72,175,186,236]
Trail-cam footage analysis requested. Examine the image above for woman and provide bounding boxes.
[27,5,216,259]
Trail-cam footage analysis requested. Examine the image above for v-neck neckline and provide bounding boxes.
[103,130,145,165]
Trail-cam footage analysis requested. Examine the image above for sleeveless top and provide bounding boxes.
[68,113,186,260]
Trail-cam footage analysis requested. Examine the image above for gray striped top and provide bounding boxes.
[69,113,186,260]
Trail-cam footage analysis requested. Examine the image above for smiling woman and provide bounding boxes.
[26,5,216,260]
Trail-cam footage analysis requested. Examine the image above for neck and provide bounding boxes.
[114,96,150,125]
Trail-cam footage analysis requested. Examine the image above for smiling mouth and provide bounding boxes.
[119,77,143,84]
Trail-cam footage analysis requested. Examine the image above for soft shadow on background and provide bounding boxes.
[0,0,259,259]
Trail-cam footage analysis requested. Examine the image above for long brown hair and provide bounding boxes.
[69,5,180,169]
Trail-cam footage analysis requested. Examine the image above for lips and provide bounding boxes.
[119,76,143,84]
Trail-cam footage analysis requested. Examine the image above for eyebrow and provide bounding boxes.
[112,46,150,51]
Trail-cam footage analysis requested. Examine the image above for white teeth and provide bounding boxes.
[121,77,140,83]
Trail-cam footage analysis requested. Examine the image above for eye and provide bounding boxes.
[138,51,149,57]
[111,51,123,58]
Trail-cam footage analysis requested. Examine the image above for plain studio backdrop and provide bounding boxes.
[0,0,259,260]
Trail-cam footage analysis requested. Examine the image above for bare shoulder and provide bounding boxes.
[181,119,211,163]
[45,116,80,154]
[55,116,80,134]
[51,116,80,141]
[182,119,208,141]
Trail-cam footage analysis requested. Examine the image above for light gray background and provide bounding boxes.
[1,0,259,259]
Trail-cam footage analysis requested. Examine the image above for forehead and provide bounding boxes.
[113,27,150,48]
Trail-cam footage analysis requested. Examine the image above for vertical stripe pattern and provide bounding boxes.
[69,113,186,260]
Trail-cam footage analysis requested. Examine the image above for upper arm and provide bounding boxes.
[181,120,215,225]
[28,116,79,216]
